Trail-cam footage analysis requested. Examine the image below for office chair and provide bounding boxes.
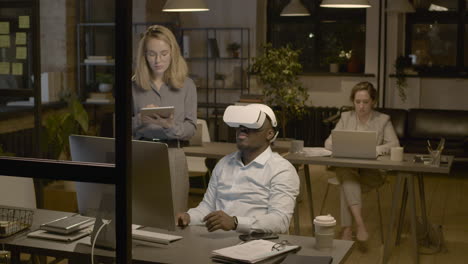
[319,173,387,243]
[187,119,211,190]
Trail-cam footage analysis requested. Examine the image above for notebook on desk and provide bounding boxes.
[332,130,378,159]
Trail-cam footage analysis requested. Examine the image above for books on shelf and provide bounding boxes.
[86,92,114,104]
[84,56,114,64]
[212,239,300,263]
[85,98,114,104]
[40,214,95,235]
[88,92,113,100]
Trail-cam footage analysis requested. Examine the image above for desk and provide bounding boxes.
[1,208,354,264]
[284,153,454,264]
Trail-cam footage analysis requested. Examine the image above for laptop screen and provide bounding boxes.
[331,130,377,159]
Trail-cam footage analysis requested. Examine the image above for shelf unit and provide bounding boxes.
[180,27,250,141]
[76,22,115,101]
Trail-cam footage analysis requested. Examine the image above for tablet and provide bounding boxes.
[140,106,174,118]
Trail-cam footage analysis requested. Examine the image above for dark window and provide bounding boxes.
[406,0,467,74]
[267,0,366,73]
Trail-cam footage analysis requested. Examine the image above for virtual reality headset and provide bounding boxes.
[223,104,278,129]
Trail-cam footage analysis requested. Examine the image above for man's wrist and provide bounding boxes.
[232,216,238,230]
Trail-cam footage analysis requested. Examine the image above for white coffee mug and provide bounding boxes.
[290,140,304,154]
[390,146,404,162]
[313,214,336,250]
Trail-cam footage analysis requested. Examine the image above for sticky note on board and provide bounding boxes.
[12,63,23,75]
[16,32,26,45]
[0,22,9,34]
[19,16,30,29]
[0,35,10,48]
[16,47,27,59]
[0,62,10,75]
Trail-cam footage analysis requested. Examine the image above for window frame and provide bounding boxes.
[266,0,367,73]
[405,0,467,73]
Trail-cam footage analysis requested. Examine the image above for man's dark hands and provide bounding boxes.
[176,212,191,228]
[203,210,236,232]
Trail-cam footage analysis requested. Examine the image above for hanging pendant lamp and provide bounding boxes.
[387,0,415,13]
[280,0,311,16]
[320,0,371,8]
[162,0,209,12]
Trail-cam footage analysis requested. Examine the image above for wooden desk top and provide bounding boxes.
[284,153,453,174]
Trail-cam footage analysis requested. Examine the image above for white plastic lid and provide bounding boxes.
[313,214,336,227]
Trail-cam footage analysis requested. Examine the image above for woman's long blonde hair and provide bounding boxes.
[134,25,188,90]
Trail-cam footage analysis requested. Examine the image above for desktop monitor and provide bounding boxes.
[69,135,176,231]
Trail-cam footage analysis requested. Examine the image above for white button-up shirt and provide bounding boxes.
[187,147,300,234]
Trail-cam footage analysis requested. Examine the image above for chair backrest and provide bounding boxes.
[0,176,36,209]
[198,119,211,142]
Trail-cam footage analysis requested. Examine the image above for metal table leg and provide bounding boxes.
[396,178,408,246]
[407,174,420,264]
[383,172,405,263]
[303,165,315,236]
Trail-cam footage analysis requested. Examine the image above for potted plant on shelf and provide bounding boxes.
[95,73,113,93]
[251,43,309,138]
[227,42,241,58]
[394,55,413,102]
[214,73,226,88]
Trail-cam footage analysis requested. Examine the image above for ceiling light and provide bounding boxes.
[162,0,209,12]
[387,0,415,13]
[428,4,448,12]
[280,0,311,16]
[320,0,371,8]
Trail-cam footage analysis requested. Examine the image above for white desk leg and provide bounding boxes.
[303,165,315,236]
[294,200,300,235]
[383,172,405,264]
[407,174,420,264]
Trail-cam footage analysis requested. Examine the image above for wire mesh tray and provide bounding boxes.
[0,207,34,237]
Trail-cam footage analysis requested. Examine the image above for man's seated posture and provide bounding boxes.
[177,104,300,234]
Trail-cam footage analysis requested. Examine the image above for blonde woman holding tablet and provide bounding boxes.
[132,25,197,215]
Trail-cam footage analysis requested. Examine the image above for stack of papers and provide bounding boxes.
[212,239,300,263]
[302,147,332,157]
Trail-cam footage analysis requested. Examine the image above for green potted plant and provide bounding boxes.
[214,72,226,88]
[251,43,309,138]
[394,55,413,102]
[227,42,241,58]
[42,95,90,160]
[95,73,113,93]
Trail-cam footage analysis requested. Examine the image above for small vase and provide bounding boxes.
[98,83,112,93]
[329,63,339,73]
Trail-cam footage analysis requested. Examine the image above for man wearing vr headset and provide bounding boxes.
[177,104,299,234]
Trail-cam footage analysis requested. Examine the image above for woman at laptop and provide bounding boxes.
[132,25,197,214]
[324,82,399,243]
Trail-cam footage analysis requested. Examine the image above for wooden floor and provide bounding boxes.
[189,163,468,264]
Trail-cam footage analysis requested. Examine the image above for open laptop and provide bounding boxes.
[69,135,176,232]
[331,130,378,159]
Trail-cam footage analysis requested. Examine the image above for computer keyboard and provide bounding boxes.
[132,229,182,245]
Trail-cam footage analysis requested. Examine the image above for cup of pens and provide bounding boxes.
[427,138,445,167]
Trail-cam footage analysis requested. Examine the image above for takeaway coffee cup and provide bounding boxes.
[314,214,336,250]
[390,147,404,162]
[290,140,304,154]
